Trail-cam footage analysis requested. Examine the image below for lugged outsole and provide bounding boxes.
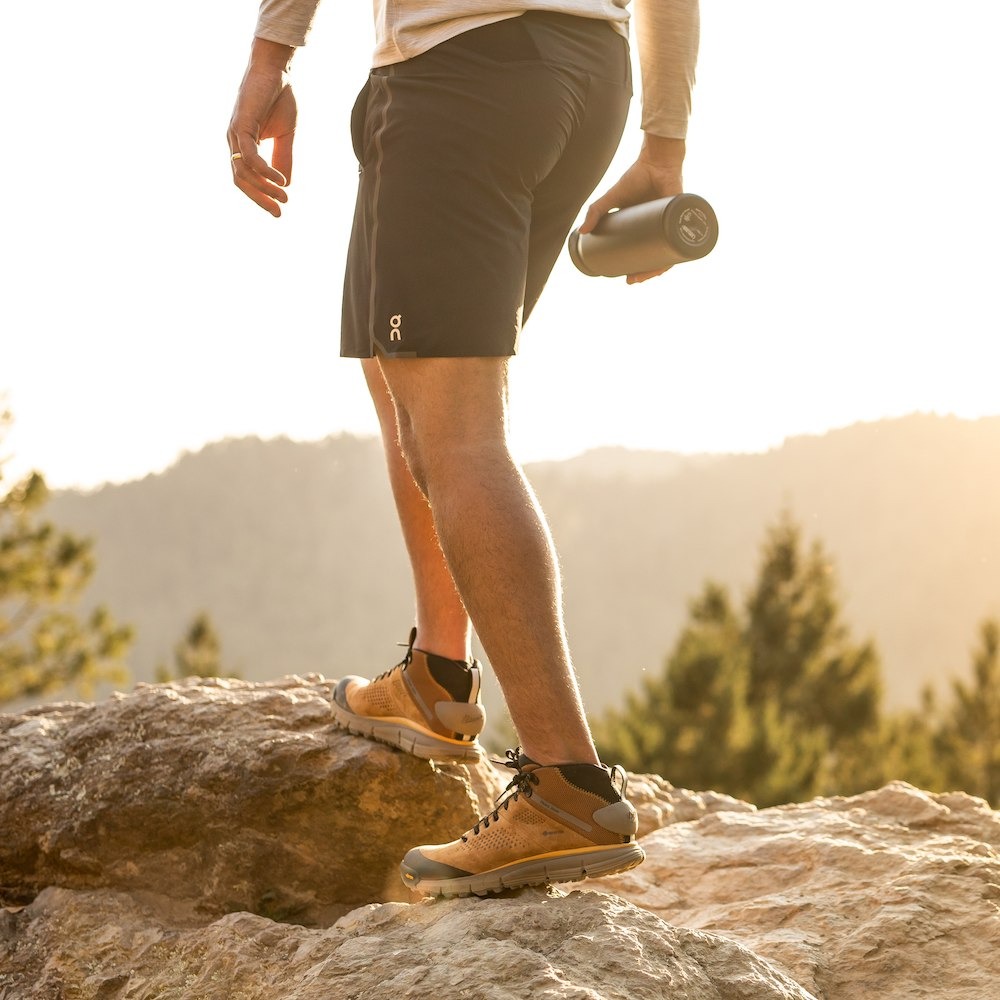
[330,685,482,763]
[400,843,646,898]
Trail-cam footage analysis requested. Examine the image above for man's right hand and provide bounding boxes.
[227,38,298,218]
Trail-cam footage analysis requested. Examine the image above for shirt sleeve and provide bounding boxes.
[255,0,322,48]
[633,0,700,139]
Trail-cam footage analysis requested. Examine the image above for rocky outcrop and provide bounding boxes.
[2,677,999,999]
[0,886,814,1000]
[607,782,1000,1000]
[0,675,753,925]
[0,675,503,924]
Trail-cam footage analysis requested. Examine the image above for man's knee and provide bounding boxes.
[397,400,513,498]
[378,356,512,491]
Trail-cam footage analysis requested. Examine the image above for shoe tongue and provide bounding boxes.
[499,748,540,774]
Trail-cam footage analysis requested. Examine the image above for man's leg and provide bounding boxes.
[329,358,485,761]
[377,353,599,767]
[378,355,643,898]
[335,17,639,895]
[361,358,471,662]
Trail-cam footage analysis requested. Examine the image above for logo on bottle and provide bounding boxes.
[677,207,709,248]
[389,314,402,342]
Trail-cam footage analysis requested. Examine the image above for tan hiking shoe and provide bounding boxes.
[332,628,485,761]
[399,750,644,896]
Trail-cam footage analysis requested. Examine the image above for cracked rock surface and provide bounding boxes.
[606,782,1000,1000]
[2,678,999,999]
[0,676,502,923]
[0,885,814,1000]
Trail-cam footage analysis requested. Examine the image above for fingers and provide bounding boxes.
[626,267,669,285]
[272,131,294,187]
[234,131,287,186]
[580,191,619,235]
[582,156,687,236]
[228,131,289,218]
[579,165,655,235]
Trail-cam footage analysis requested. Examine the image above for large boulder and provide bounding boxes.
[605,782,1000,1000]
[0,675,754,928]
[0,885,814,1000]
[0,675,503,924]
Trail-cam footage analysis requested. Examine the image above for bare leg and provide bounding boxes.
[376,354,599,767]
[361,359,472,661]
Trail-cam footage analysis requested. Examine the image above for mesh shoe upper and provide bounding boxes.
[404,752,639,878]
[341,628,484,741]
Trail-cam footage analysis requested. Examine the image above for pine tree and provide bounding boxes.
[744,512,883,796]
[155,612,236,682]
[597,512,885,806]
[935,618,1000,806]
[876,687,944,794]
[600,583,755,789]
[0,412,132,704]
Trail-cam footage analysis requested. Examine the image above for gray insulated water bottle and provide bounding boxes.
[568,193,718,277]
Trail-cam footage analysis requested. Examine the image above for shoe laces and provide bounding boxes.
[373,627,417,683]
[461,747,539,842]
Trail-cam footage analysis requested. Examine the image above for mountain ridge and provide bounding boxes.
[42,413,1000,738]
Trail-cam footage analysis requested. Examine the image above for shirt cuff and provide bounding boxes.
[255,0,320,49]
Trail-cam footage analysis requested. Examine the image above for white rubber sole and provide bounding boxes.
[400,843,645,898]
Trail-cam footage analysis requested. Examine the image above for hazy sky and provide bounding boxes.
[3,2,998,489]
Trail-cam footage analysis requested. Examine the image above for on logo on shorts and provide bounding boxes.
[389,314,403,342]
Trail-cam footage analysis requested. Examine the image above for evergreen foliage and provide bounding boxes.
[0,411,133,705]
[155,612,238,682]
[598,510,1000,808]
[934,619,1000,805]
[597,513,885,807]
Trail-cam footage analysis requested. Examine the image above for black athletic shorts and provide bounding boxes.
[341,11,632,358]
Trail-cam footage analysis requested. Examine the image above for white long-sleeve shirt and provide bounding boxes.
[255,0,699,138]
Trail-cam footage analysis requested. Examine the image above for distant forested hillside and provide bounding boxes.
[46,415,1000,743]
